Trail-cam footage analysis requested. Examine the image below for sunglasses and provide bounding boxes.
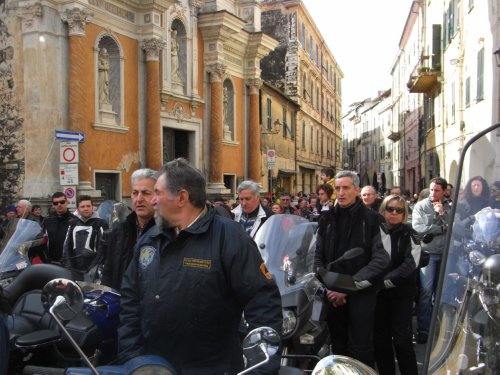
[52,200,67,206]
[385,206,405,214]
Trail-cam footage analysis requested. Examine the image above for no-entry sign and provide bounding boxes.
[60,141,79,163]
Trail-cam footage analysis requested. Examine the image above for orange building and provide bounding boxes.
[5,0,277,206]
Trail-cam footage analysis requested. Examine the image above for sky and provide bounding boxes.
[302,0,414,112]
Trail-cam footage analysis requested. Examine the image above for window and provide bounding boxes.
[451,81,455,124]
[316,44,319,66]
[316,87,320,110]
[309,36,313,58]
[310,126,313,151]
[266,98,272,130]
[302,74,307,98]
[476,47,484,101]
[310,81,314,104]
[290,114,295,140]
[301,23,305,49]
[316,130,319,153]
[465,77,471,107]
[380,145,385,160]
[302,122,306,148]
[282,107,287,138]
[372,145,377,161]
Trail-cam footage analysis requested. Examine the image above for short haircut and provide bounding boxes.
[159,158,206,209]
[390,186,402,194]
[131,168,158,185]
[379,194,409,223]
[361,185,376,194]
[280,191,291,198]
[237,180,260,196]
[430,177,447,191]
[316,183,334,198]
[77,194,93,206]
[17,199,32,211]
[335,170,360,188]
[52,192,66,201]
[321,167,335,179]
[32,204,41,211]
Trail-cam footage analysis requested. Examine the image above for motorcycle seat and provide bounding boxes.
[7,290,59,343]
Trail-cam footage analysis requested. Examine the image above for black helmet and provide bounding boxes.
[479,254,500,326]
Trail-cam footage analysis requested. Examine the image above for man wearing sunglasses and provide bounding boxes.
[41,192,76,262]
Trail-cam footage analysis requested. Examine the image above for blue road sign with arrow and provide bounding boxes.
[55,130,85,142]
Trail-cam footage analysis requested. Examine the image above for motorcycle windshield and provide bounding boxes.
[425,123,500,374]
[254,214,317,289]
[0,218,41,274]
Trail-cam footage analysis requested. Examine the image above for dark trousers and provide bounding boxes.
[0,315,8,375]
[326,289,376,368]
[374,291,418,375]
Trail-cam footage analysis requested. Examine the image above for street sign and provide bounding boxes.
[55,130,85,142]
[267,149,276,163]
[59,163,79,186]
[63,186,77,208]
[268,162,275,170]
[60,141,79,163]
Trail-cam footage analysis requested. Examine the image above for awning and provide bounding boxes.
[298,165,316,173]
[278,169,297,176]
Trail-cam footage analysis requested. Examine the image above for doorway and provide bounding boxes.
[163,128,190,163]
[95,172,120,201]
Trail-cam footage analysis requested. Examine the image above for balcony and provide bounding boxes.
[387,131,401,142]
[407,64,441,94]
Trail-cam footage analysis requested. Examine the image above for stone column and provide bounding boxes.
[247,78,262,183]
[141,38,166,170]
[60,7,92,134]
[60,7,92,184]
[206,63,229,194]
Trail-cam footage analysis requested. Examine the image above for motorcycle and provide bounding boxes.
[0,218,45,288]
[3,264,120,374]
[253,214,329,368]
[421,123,500,375]
[22,277,281,375]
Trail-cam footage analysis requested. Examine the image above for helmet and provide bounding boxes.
[479,254,500,326]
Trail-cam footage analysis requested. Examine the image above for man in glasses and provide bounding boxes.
[314,170,389,368]
[41,192,76,262]
[279,191,298,215]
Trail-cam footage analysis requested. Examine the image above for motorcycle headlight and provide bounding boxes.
[312,355,377,375]
[469,250,487,266]
[282,308,297,337]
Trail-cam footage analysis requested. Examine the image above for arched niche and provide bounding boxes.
[170,19,187,95]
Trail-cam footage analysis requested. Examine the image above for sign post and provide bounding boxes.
[56,131,83,199]
[267,149,276,196]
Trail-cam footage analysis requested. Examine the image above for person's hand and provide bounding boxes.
[326,290,347,307]
[432,201,445,215]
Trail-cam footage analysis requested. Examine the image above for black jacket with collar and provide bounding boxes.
[42,210,77,262]
[101,211,155,290]
[314,197,390,288]
[118,206,282,374]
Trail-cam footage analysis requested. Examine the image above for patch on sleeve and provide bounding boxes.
[260,262,272,280]
[183,258,212,269]
[139,246,156,269]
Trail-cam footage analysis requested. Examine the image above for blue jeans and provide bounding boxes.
[417,254,442,335]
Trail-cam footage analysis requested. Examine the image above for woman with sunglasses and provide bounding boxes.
[374,194,421,375]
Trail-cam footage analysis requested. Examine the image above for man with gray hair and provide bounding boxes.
[315,170,389,367]
[232,180,273,238]
[101,168,157,290]
[118,158,282,373]
[15,199,36,221]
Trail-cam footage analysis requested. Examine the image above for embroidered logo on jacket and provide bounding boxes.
[183,258,211,269]
[139,246,156,269]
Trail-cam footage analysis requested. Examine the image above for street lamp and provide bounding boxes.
[494,46,500,67]
[261,119,282,134]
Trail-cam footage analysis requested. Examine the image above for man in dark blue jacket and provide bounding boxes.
[118,158,282,374]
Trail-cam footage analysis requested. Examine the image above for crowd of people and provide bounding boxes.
[1,162,499,374]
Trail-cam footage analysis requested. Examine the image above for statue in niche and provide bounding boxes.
[98,48,110,105]
[223,87,229,125]
[170,29,182,84]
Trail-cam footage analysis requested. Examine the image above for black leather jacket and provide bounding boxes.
[42,210,77,262]
[314,197,390,288]
[101,211,155,290]
[118,206,282,374]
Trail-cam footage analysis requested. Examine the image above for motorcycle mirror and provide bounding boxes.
[326,247,364,270]
[239,327,280,374]
[41,278,84,321]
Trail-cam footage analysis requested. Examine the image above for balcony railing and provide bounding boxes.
[407,56,441,93]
